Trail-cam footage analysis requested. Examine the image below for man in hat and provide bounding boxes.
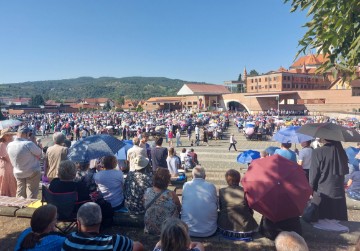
[7,126,42,199]
[124,155,152,214]
[127,137,147,172]
[45,132,68,182]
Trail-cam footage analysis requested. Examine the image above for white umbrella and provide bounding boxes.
[0,119,22,130]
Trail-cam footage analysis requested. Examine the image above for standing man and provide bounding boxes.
[297,140,313,180]
[181,166,218,237]
[150,137,168,171]
[7,126,42,199]
[127,137,147,172]
[229,134,237,152]
[187,126,192,142]
[45,132,68,181]
[195,125,200,145]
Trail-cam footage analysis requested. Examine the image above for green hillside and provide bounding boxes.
[0,76,189,100]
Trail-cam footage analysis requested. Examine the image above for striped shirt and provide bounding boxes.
[62,232,133,251]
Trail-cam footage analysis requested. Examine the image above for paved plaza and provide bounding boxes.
[174,124,354,188]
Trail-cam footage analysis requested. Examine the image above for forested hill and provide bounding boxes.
[0,76,189,100]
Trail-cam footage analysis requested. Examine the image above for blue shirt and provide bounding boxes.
[274,149,297,162]
[15,227,65,251]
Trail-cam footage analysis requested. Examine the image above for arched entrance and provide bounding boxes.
[227,101,247,112]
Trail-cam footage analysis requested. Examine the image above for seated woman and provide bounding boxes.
[75,161,114,228]
[218,169,258,239]
[124,156,153,214]
[346,170,360,201]
[166,147,186,182]
[14,204,65,251]
[153,218,204,251]
[144,168,181,235]
[49,160,90,202]
[93,155,125,211]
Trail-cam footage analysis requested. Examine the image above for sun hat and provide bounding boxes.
[0,128,16,139]
[133,156,150,170]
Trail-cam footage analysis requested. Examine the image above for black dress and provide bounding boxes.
[309,141,348,221]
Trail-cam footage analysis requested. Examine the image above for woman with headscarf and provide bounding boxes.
[309,139,349,221]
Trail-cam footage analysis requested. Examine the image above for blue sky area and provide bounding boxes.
[0,0,309,84]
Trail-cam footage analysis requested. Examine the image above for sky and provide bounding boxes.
[0,0,309,84]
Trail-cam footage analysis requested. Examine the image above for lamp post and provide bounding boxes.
[276,95,280,117]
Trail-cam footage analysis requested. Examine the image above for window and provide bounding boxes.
[283,76,287,80]
[193,101,197,105]
[282,84,286,88]
[269,85,272,88]
[265,85,267,88]
[273,77,276,81]
[265,77,268,81]
[274,84,276,88]
[287,99,295,104]
[152,103,156,105]
[259,78,262,82]
[251,86,254,90]
[251,79,254,83]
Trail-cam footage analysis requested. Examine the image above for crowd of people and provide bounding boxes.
[1,110,360,250]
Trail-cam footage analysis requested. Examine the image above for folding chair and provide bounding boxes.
[41,185,78,234]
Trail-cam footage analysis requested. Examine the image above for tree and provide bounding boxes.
[116,96,125,106]
[285,0,360,78]
[249,70,259,76]
[30,95,45,106]
[237,74,242,81]
[136,105,144,112]
[103,100,111,111]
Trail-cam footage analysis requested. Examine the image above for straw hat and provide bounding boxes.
[133,156,150,171]
[0,128,16,139]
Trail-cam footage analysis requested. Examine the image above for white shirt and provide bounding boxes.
[166,156,179,175]
[7,138,42,179]
[181,178,218,237]
[94,169,124,208]
[195,126,199,135]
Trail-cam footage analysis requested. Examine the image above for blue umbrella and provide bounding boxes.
[245,122,255,128]
[68,134,125,163]
[237,150,260,164]
[345,147,360,168]
[273,126,313,143]
[265,146,280,156]
[115,140,134,160]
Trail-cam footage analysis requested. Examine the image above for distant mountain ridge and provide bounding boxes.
[0,76,190,100]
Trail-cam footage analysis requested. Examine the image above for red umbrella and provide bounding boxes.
[241,154,312,223]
